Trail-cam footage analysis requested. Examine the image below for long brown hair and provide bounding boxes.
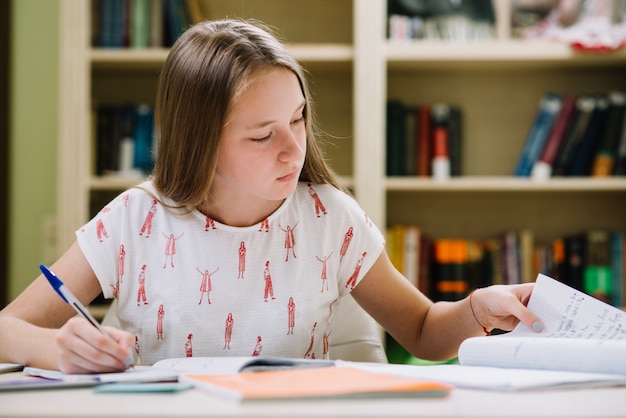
[152,19,344,208]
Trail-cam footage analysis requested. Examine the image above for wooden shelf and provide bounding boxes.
[386,40,626,70]
[386,177,626,192]
[91,43,353,70]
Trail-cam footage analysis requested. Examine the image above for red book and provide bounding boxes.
[531,94,577,180]
[417,106,431,177]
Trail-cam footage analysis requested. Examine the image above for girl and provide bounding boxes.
[0,19,542,374]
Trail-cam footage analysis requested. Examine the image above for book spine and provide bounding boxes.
[568,95,609,176]
[149,0,164,47]
[417,106,431,177]
[433,239,469,301]
[531,94,577,180]
[386,100,406,176]
[431,103,450,181]
[592,90,626,176]
[403,106,417,176]
[613,105,626,175]
[610,232,624,308]
[583,229,613,304]
[564,233,586,291]
[552,96,596,176]
[131,0,150,48]
[133,104,155,173]
[447,106,462,176]
[514,92,562,177]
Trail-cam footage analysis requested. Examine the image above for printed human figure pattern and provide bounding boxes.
[77,181,385,365]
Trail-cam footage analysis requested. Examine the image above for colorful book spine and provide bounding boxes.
[514,92,562,177]
[568,95,609,176]
[591,91,626,176]
[531,94,577,180]
[552,95,596,176]
[433,239,469,301]
[583,229,613,304]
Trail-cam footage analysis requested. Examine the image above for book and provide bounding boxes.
[567,94,609,176]
[592,91,626,176]
[430,103,451,180]
[610,232,624,308]
[531,94,577,180]
[432,239,469,301]
[514,92,562,177]
[179,366,451,402]
[447,106,462,176]
[458,274,626,376]
[416,106,431,176]
[130,0,150,48]
[0,365,179,392]
[563,233,586,291]
[613,105,626,175]
[386,100,406,176]
[583,229,613,304]
[552,95,596,176]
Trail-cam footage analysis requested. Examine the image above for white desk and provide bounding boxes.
[1,372,626,418]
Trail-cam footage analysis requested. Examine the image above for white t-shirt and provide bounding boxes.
[77,181,385,365]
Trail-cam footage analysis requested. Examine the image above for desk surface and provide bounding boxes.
[1,372,626,418]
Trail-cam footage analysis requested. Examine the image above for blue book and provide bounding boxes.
[514,92,562,177]
[133,104,155,174]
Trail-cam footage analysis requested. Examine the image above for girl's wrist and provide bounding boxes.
[469,289,490,335]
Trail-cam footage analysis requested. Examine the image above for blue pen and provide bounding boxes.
[39,264,108,335]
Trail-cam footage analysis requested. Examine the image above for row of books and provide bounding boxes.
[386,225,625,308]
[515,90,626,179]
[386,100,462,178]
[94,103,156,177]
[94,0,204,48]
[387,0,496,41]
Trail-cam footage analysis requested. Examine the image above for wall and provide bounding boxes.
[9,0,59,299]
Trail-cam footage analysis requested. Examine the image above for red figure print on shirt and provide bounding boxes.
[197,266,219,304]
[287,297,296,334]
[315,252,333,292]
[137,264,148,306]
[224,313,234,349]
[110,282,119,299]
[205,216,216,231]
[118,244,126,283]
[96,219,109,242]
[258,218,269,232]
[185,334,193,357]
[279,222,298,261]
[139,200,157,238]
[346,252,367,290]
[263,260,276,302]
[340,227,354,262]
[122,193,129,206]
[162,232,184,268]
[307,183,327,217]
[304,322,317,358]
[156,304,165,340]
[134,335,140,359]
[237,242,246,279]
[252,336,263,357]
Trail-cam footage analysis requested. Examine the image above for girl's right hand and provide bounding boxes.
[55,317,134,374]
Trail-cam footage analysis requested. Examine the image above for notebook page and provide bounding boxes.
[458,274,626,374]
[513,274,626,340]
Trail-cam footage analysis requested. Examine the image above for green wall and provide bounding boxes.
[9,0,59,300]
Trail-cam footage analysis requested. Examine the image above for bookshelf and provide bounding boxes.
[58,1,626,276]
